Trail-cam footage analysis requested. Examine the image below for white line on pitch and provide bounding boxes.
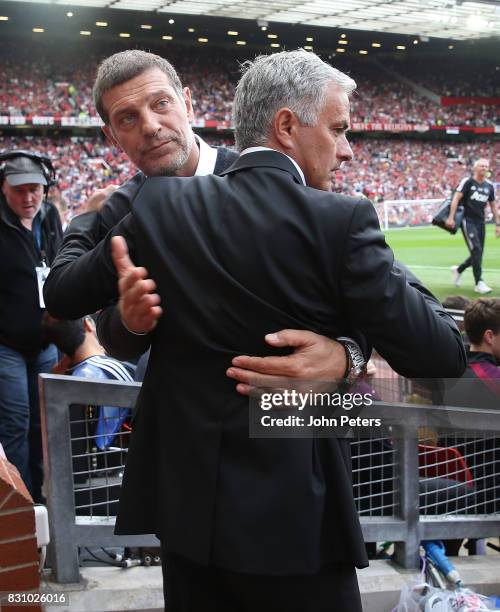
[407,265,499,273]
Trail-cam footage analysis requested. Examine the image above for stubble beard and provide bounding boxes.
[150,132,196,177]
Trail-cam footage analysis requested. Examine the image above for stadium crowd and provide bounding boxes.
[0,135,497,227]
[1,40,499,126]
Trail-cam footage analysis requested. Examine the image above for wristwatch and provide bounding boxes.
[337,337,367,385]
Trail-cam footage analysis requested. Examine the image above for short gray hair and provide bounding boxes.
[93,50,184,124]
[233,49,356,151]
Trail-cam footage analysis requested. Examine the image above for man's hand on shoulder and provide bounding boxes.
[226,330,348,396]
[111,236,162,335]
[83,184,119,213]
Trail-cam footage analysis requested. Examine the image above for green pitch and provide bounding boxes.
[383,225,500,302]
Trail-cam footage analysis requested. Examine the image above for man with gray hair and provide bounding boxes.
[446,158,499,294]
[45,48,363,402]
[46,50,465,611]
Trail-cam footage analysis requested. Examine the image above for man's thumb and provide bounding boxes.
[265,329,314,348]
[111,235,133,276]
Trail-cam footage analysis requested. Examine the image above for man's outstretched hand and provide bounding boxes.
[111,235,162,334]
[226,330,348,396]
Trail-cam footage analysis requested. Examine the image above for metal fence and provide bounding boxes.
[39,373,500,583]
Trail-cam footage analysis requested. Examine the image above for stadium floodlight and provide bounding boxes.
[460,0,499,7]
[467,14,488,28]
[0,16,9,20]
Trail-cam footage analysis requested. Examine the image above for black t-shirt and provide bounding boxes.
[456,176,495,224]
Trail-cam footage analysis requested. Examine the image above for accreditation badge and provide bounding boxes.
[35,265,50,308]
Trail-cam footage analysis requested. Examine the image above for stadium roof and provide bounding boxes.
[3,0,500,40]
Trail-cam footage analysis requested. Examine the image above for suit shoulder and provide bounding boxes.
[132,175,222,212]
[302,186,373,216]
[101,172,145,224]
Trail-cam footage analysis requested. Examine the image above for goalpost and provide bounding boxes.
[375,199,443,231]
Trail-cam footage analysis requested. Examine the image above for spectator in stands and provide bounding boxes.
[441,298,500,525]
[0,150,62,503]
[464,298,500,377]
[41,314,134,516]
[442,295,472,337]
[41,314,135,449]
[447,158,499,294]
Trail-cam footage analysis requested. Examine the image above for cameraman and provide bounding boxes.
[0,151,62,502]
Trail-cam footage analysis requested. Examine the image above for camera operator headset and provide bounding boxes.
[0,149,59,307]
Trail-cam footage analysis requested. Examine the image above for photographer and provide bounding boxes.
[0,150,62,502]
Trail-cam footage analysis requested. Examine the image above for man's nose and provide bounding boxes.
[337,134,353,162]
[141,109,161,138]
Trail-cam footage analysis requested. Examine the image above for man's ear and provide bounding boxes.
[183,87,195,123]
[273,108,299,151]
[484,329,495,347]
[84,316,96,334]
[102,125,121,150]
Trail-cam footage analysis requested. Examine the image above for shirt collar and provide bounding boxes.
[239,146,306,186]
[194,134,218,176]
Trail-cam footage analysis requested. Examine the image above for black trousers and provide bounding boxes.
[458,219,485,284]
[160,547,362,612]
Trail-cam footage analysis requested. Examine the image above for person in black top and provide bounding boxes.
[446,158,499,294]
[45,49,466,612]
[0,151,62,502]
[46,49,364,389]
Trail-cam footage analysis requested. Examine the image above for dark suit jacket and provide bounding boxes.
[46,147,237,356]
[44,150,466,575]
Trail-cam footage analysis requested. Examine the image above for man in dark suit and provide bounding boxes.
[47,49,361,394]
[45,50,466,611]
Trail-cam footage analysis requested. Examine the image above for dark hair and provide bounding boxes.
[464,298,500,345]
[93,50,184,124]
[442,295,471,311]
[41,314,86,357]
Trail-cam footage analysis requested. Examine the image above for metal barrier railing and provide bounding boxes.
[39,373,500,583]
